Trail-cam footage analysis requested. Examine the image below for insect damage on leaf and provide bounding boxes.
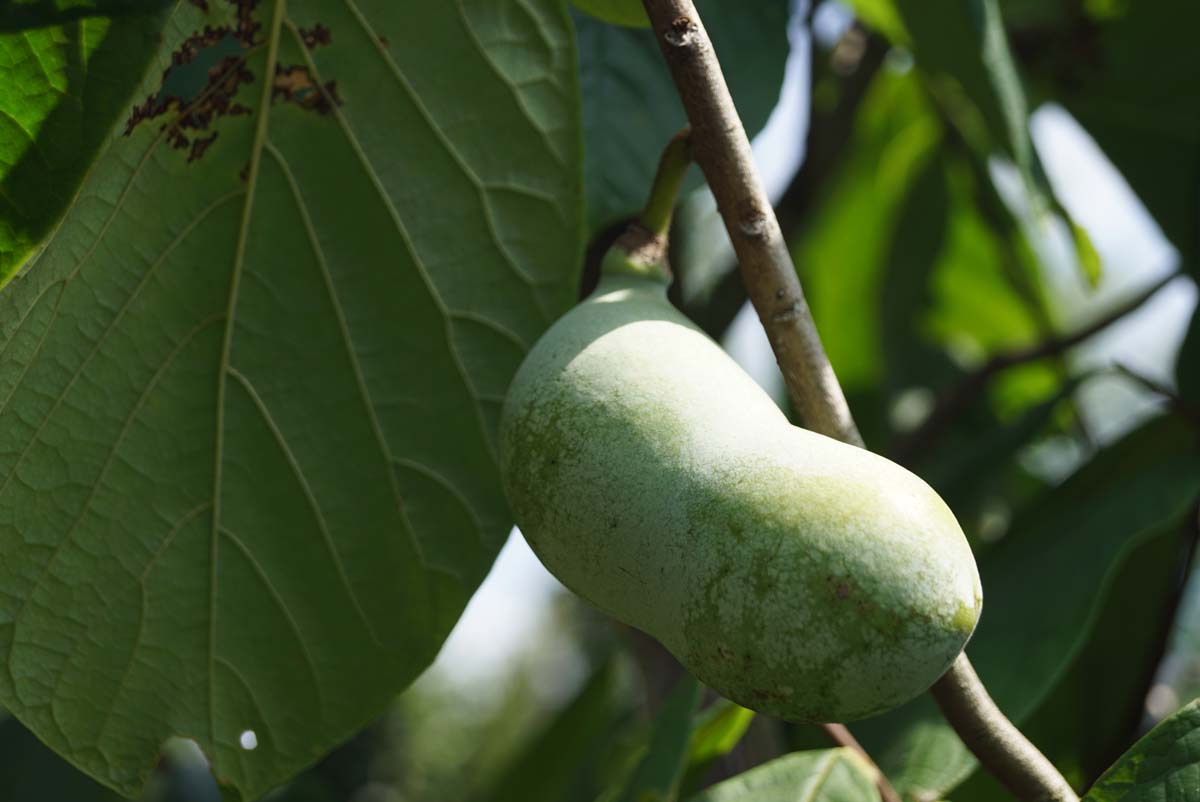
[298,24,332,49]
[272,64,343,114]
[123,0,261,161]
[123,0,341,165]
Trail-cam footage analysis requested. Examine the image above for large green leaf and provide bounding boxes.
[0,0,581,799]
[1083,699,1200,802]
[575,0,789,231]
[856,416,1200,799]
[0,3,167,285]
[684,749,880,802]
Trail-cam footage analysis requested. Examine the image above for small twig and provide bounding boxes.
[1110,363,1200,425]
[892,272,1179,464]
[931,656,1079,802]
[819,723,903,802]
[642,2,1081,800]
[642,0,862,447]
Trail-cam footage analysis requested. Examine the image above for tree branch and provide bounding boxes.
[931,656,1079,802]
[641,2,1079,800]
[1110,362,1200,426]
[642,0,862,447]
[819,723,903,802]
[891,271,1180,465]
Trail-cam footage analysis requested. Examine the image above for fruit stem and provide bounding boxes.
[638,126,693,237]
[598,128,694,284]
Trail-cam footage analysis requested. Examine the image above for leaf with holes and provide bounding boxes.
[0,0,582,799]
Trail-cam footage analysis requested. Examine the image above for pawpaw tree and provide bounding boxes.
[0,1,1197,802]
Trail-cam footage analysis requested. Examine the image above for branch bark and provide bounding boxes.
[931,657,1079,802]
[641,2,1079,800]
[642,0,862,447]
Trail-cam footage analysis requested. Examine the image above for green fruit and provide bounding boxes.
[499,255,982,723]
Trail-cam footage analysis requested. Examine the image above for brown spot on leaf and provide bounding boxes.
[188,131,219,163]
[272,64,342,114]
[298,24,332,49]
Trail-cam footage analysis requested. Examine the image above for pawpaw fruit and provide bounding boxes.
[499,251,982,722]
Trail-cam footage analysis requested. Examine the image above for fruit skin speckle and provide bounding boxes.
[499,270,982,723]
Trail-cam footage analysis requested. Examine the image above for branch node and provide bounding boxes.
[772,303,801,325]
[664,16,700,48]
[736,198,770,239]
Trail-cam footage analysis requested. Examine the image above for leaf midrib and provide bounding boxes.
[209,0,289,753]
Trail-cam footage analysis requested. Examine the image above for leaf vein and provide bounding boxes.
[226,365,389,649]
[218,526,324,711]
[260,139,428,568]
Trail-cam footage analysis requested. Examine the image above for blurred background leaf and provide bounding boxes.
[1011,0,1200,279]
[570,0,649,28]
[609,676,701,802]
